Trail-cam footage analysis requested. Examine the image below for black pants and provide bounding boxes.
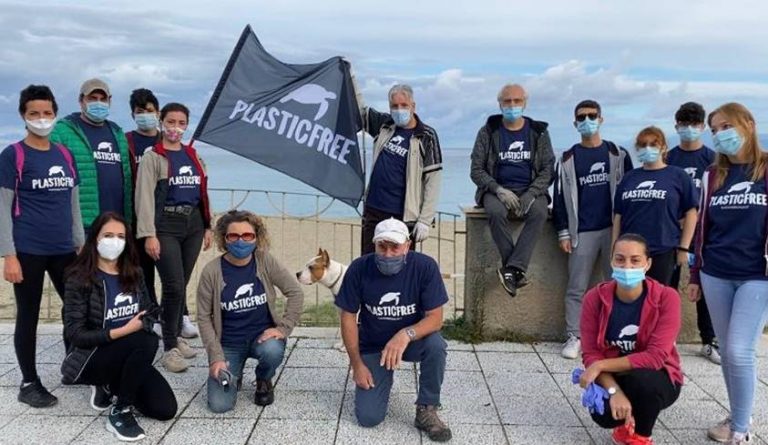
[155,208,204,350]
[483,192,548,272]
[81,331,176,419]
[13,252,76,383]
[360,206,416,256]
[138,242,158,305]
[671,265,715,345]
[591,369,681,437]
[646,249,676,286]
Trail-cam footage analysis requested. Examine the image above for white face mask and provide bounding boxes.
[26,118,56,137]
[97,237,126,261]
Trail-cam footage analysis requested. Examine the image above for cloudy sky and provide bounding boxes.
[2,0,768,151]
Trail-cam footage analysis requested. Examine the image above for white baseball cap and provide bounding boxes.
[373,218,410,245]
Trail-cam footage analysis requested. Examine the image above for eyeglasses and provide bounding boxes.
[575,113,599,122]
[225,232,256,242]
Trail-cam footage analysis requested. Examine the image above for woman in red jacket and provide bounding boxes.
[579,233,683,445]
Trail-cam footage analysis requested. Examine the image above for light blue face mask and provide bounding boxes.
[501,106,524,122]
[677,125,702,142]
[134,113,159,131]
[375,254,406,276]
[611,267,646,289]
[713,128,743,155]
[637,146,661,164]
[85,101,110,123]
[391,109,411,127]
[576,118,600,136]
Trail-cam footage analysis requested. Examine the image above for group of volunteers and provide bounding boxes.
[1,72,766,445]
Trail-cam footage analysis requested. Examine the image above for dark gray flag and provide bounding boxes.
[193,25,364,208]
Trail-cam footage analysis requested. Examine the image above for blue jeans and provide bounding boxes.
[355,332,447,427]
[206,338,286,413]
[701,272,768,434]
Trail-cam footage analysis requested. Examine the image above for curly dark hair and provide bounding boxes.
[675,102,705,124]
[214,210,270,252]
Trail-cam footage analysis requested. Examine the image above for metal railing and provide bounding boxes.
[0,188,465,325]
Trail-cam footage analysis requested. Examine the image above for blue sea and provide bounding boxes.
[198,144,477,218]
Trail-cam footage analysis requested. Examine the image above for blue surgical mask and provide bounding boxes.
[391,109,411,127]
[85,101,110,123]
[637,146,661,164]
[375,254,406,276]
[502,106,524,122]
[677,125,702,142]
[576,118,600,137]
[713,128,743,156]
[226,240,256,259]
[612,267,646,289]
[134,113,159,131]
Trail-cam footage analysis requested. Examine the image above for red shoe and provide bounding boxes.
[612,424,634,444]
[626,433,654,445]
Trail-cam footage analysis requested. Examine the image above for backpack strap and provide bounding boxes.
[11,143,24,217]
[54,143,77,181]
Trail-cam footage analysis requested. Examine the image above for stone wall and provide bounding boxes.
[463,206,701,343]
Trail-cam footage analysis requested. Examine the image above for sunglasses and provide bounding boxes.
[575,113,599,122]
[225,232,256,242]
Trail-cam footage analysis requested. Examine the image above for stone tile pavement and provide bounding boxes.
[0,323,765,444]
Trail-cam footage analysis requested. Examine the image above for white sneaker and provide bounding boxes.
[561,334,581,360]
[728,432,752,444]
[710,417,754,443]
[180,315,199,338]
[701,344,722,365]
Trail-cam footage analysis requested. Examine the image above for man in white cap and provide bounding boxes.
[336,218,451,442]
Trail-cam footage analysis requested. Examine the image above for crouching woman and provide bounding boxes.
[579,233,683,445]
[197,210,304,413]
[62,212,176,442]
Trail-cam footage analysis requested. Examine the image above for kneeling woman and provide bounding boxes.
[62,212,177,442]
[197,210,304,413]
[580,233,683,445]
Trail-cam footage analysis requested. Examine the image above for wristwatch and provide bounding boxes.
[607,386,618,397]
[405,328,416,342]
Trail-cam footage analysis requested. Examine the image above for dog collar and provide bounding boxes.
[328,271,343,289]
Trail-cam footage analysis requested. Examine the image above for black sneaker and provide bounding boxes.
[254,379,274,406]
[106,405,146,442]
[497,266,517,297]
[513,268,530,288]
[18,379,57,408]
[90,385,112,411]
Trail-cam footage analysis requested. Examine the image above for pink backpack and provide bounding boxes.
[12,142,77,217]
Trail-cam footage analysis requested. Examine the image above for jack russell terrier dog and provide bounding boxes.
[296,248,348,351]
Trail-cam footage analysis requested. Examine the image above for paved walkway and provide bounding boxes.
[0,324,765,444]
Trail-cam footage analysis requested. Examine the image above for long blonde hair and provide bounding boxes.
[707,102,768,190]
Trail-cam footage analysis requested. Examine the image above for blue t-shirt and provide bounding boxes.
[573,143,613,232]
[0,143,79,255]
[99,270,141,330]
[666,146,716,195]
[165,149,202,206]
[614,166,698,255]
[496,122,532,190]
[605,288,646,356]
[335,251,449,354]
[219,257,273,346]
[703,164,768,281]
[366,128,413,214]
[77,119,124,215]
[127,131,158,167]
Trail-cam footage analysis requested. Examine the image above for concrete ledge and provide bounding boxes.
[462,206,701,342]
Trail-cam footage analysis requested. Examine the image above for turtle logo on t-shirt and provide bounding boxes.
[235,283,254,299]
[365,291,416,321]
[728,181,753,194]
[378,292,400,306]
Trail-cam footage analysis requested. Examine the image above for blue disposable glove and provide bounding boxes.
[571,368,610,415]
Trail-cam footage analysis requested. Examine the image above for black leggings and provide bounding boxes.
[81,331,176,420]
[13,252,76,383]
[646,250,676,286]
[670,265,715,345]
[591,368,681,437]
[155,209,204,350]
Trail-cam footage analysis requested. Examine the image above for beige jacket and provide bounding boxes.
[196,250,305,364]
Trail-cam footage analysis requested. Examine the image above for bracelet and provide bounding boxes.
[676,246,690,252]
